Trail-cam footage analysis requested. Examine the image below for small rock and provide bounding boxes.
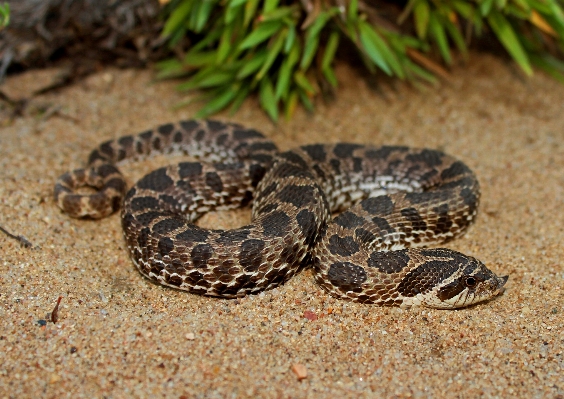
[185,332,195,340]
[303,310,317,321]
[292,363,307,380]
[99,291,109,303]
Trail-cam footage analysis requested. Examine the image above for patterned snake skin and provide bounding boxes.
[54,120,508,309]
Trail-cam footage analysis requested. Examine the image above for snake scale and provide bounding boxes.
[54,120,507,309]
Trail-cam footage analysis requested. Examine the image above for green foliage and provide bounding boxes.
[0,2,9,29]
[159,0,564,121]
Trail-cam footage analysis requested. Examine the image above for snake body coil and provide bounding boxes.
[55,120,507,309]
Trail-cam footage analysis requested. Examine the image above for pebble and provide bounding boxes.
[291,364,307,380]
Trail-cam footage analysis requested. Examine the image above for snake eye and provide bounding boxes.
[465,276,477,288]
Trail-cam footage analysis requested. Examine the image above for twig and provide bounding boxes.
[406,48,454,82]
[0,224,33,248]
[50,296,63,323]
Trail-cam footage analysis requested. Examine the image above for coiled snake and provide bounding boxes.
[54,120,507,309]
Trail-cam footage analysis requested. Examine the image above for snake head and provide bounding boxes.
[398,249,508,309]
[428,258,508,309]
[432,268,508,309]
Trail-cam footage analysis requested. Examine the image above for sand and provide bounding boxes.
[1,53,563,398]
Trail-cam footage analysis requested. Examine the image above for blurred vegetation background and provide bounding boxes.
[1,0,563,121]
[158,0,564,121]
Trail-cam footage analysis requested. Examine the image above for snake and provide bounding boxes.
[54,120,508,309]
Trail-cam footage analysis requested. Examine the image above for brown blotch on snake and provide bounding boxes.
[54,120,508,309]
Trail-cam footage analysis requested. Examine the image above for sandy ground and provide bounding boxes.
[1,54,563,398]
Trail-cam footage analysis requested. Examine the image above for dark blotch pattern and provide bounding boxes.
[365,146,408,160]
[259,182,277,199]
[441,161,470,180]
[249,164,266,187]
[130,196,159,212]
[278,151,309,169]
[207,120,225,132]
[277,184,315,208]
[271,163,312,180]
[397,259,460,297]
[328,235,359,256]
[249,142,278,153]
[405,190,449,205]
[136,211,162,227]
[362,196,394,216]
[367,249,410,273]
[256,203,278,215]
[233,128,263,140]
[216,229,250,245]
[158,194,179,207]
[352,157,363,172]
[296,209,318,247]
[327,262,367,292]
[178,162,203,178]
[216,133,228,146]
[439,176,475,191]
[302,144,326,162]
[191,244,214,269]
[250,153,273,164]
[158,237,174,256]
[100,141,114,159]
[180,120,199,132]
[152,136,162,150]
[205,172,223,192]
[239,239,265,272]
[261,211,291,237]
[333,143,362,158]
[176,226,209,243]
[334,211,365,228]
[139,130,153,141]
[105,178,126,192]
[137,168,174,192]
[312,164,326,180]
[118,135,134,148]
[406,149,444,167]
[152,218,185,235]
[460,187,478,210]
[87,150,105,164]
[137,227,150,249]
[158,123,174,136]
[97,164,120,178]
[329,159,340,174]
[195,129,206,141]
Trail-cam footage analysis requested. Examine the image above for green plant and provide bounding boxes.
[0,2,9,29]
[158,0,564,121]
